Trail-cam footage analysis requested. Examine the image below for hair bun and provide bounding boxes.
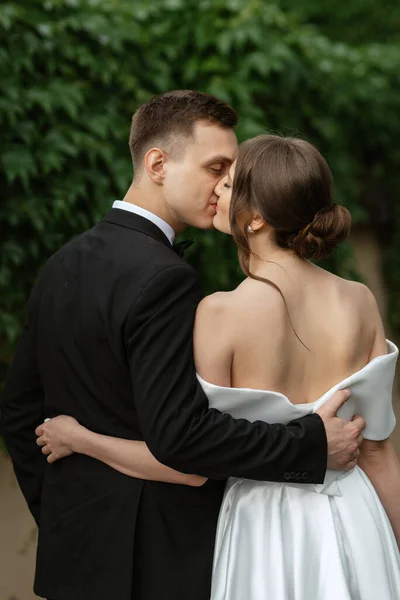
[290,204,351,260]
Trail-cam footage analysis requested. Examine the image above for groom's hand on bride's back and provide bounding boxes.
[316,389,366,471]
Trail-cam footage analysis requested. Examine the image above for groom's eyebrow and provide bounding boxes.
[202,154,233,167]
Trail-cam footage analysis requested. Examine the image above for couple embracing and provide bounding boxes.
[2,90,400,600]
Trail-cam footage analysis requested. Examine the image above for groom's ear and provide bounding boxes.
[144,148,167,184]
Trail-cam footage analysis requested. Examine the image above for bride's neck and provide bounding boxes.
[248,231,307,277]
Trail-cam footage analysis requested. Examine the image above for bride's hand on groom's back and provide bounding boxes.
[35,415,80,463]
[316,390,366,471]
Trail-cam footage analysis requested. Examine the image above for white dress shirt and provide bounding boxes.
[112,200,176,244]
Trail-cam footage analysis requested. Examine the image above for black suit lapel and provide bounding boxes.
[102,208,172,249]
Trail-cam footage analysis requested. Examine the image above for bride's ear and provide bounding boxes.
[249,214,266,233]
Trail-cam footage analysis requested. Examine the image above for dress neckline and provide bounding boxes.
[197,339,398,409]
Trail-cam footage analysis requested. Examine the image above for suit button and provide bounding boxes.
[290,471,296,479]
[296,473,302,481]
[284,472,291,481]
[302,472,309,480]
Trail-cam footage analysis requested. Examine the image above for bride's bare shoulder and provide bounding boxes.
[194,291,236,335]
[233,277,288,314]
[327,275,383,343]
[196,290,235,314]
[195,283,254,327]
[314,266,375,303]
[194,291,238,385]
[197,279,282,312]
[198,280,288,343]
[336,276,377,306]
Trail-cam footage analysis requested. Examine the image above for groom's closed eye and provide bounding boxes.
[208,164,226,176]
[202,154,233,176]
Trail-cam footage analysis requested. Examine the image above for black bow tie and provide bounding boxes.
[172,239,195,257]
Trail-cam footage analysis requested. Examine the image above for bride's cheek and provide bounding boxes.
[224,203,231,227]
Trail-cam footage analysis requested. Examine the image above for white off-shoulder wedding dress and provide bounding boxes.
[198,340,400,600]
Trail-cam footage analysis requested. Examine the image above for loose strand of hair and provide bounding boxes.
[233,220,310,352]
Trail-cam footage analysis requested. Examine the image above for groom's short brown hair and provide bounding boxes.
[129,90,237,170]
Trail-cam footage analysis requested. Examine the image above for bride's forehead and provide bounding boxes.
[228,162,237,178]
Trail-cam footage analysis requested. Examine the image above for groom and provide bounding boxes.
[1,90,365,600]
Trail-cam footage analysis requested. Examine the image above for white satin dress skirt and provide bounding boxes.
[198,340,400,600]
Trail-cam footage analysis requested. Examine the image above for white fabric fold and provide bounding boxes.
[197,340,400,600]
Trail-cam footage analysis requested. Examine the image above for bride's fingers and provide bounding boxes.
[35,419,51,437]
[47,453,58,464]
[36,436,46,447]
[41,445,52,456]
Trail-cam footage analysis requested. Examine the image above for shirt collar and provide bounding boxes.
[112,200,176,244]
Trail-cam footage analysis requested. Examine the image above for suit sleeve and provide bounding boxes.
[126,264,327,483]
[1,297,46,526]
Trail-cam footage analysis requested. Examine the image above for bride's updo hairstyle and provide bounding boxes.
[230,134,351,275]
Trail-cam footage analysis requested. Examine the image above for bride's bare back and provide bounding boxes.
[194,260,386,404]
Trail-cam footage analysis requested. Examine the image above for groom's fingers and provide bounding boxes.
[319,389,352,418]
[36,436,46,447]
[41,445,52,456]
[351,414,367,434]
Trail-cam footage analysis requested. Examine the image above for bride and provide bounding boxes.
[36,134,400,598]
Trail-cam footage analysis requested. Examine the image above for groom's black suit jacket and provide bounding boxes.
[1,208,327,600]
